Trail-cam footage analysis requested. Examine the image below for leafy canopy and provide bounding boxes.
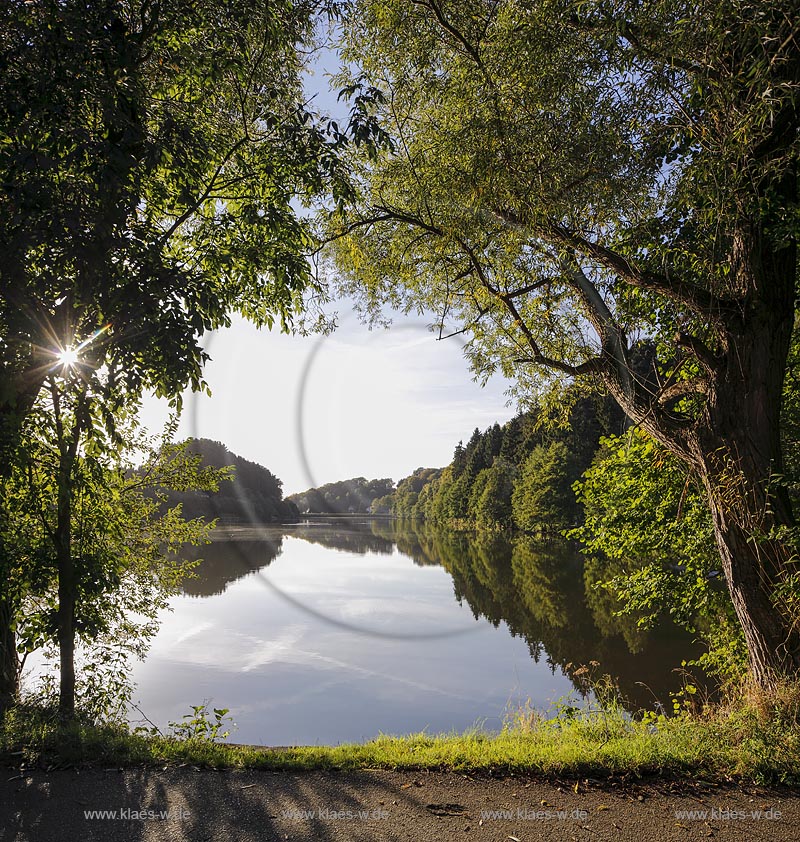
[0,0,373,410]
[328,0,799,447]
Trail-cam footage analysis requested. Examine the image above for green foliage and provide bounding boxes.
[468,464,514,529]
[382,397,609,531]
[289,476,395,514]
[0,0,387,709]
[330,0,798,413]
[512,442,576,534]
[374,522,694,710]
[0,0,362,410]
[571,428,744,680]
[4,380,228,718]
[380,467,440,517]
[166,703,234,743]
[327,0,800,683]
[163,439,298,524]
[6,691,800,784]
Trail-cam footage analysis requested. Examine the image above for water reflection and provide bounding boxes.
[285,521,396,556]
[181,533,284,597]
[181,518,703,712]
[427,530,703,711]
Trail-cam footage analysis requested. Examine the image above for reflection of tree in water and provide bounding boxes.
[404,526,705,710]
[288,518,396,555]
[183,518,705,709]
[181,535,284,597]
[370,518,447,568]
[291,517,442,566]
[181,519,407,598]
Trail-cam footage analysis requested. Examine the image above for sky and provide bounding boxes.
[140,41,518,495]
[139,310,516,495]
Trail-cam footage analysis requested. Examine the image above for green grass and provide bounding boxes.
[2,691,799,784]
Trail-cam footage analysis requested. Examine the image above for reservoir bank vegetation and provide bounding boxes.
[1,0,799,785]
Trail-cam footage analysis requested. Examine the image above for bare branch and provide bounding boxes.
[410,0,484,68]
[550,223,736,325]
[503,279,552,299]
[492,207,737,327]
[560,257,635,403]
[514,354,605,377]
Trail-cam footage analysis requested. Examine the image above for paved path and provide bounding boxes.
[1,767,798,841]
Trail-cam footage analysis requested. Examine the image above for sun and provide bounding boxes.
[58,347,79,367]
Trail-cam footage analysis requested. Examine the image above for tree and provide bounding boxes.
[0,0,357,433]
[166,439,298,524]
[0,0,377,708]
[512,441,575,534]
[331,0,800,686]
[482,423,504,465]
[5,373,226,717]
[288,476,395,513]
[572,428,742,679]
[470,462,514,528]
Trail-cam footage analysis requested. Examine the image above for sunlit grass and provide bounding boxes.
[3,686,799,785]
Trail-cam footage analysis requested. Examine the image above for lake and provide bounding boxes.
[129,519,704,745]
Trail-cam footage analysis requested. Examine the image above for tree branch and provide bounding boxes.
[559,226,738,327]
[675,331,719,374]
[492,207,737,327]
[657,377,710,404]
[159,136,249,245]
[410,0,484,68]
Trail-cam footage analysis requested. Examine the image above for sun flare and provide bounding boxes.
[58,347,79,367]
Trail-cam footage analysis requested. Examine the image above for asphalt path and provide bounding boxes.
[1,767,798,841]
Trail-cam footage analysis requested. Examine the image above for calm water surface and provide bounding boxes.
[130,520,703,745]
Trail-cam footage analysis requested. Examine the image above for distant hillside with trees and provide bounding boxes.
[163,439,299,524]
[289,477,394,514]
[375,396,625,534]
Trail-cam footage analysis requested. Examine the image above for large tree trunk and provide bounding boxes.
[703,485,799,685]
[0,382,43,715]
[690,229,799,686]
[609,218,800,688]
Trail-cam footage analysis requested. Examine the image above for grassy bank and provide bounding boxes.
[3,688,799,785]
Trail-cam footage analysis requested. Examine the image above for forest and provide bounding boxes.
[0,0,798,795]
[162,439,299,524]
[288,477,394,514]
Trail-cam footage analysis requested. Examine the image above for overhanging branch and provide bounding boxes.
[492,207,737,328]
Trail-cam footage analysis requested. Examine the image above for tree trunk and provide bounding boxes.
[0,404,20,714]
[704,487,800,685]
[56,461,76,720]
[0,391,40,715]
[612,220,800,688]
[689,229,799,687]
[57,579,76,720]
[0,595,16,713]
[693,396,800,685]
